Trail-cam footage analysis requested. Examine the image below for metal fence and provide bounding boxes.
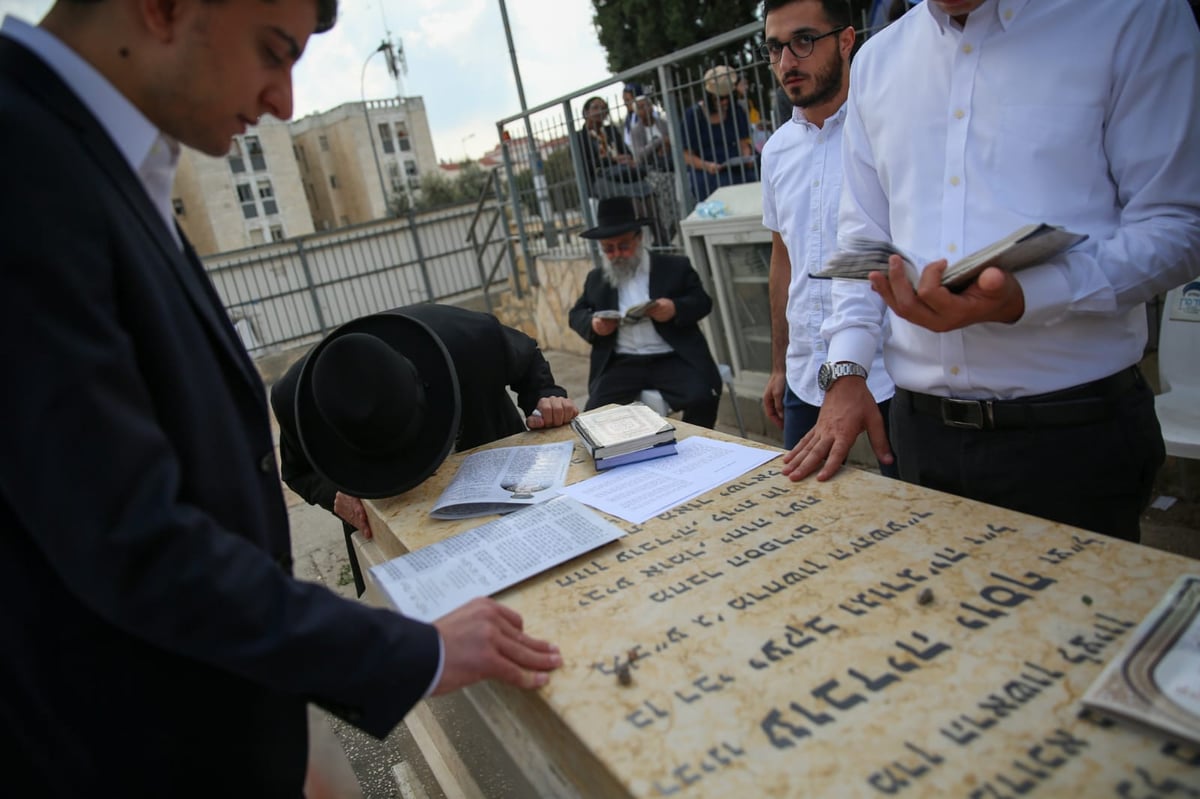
[494,21,772,268]
[202,201,510,356]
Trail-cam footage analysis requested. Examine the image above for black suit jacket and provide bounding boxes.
[568,253,721,396]
[271,304,568,513]
[0,37,439,796]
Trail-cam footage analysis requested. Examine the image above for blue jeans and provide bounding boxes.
[783,386,898,478]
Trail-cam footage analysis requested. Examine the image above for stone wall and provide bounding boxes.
[492,253,592,359]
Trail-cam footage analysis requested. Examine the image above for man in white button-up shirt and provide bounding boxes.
[782,0,1200,542]
[759,0,895,475]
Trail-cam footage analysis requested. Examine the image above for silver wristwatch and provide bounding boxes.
[817,361,868,392]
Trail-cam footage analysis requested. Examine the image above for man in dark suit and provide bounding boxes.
[0,2,560,794]
[569,197,722,427]
[271,304,578,596]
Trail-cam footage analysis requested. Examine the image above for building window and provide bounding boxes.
[237,183,258,219]
[294,144,308,169]
[270,224,285,242]
[258,180,277,215]
[395,121,411,152]
[378,123,394,154]
[249,228,266,245]
[329,174,339,189]
[408,176,421,191]
[228,139,245,173]
[172,198,185,215]
[319,135,330,152]
[245,135,266,171]
[404,161,419,177]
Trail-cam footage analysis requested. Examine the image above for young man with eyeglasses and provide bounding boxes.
[759,0,897,478]
[782,0,1200,542]
[569,197,723,427]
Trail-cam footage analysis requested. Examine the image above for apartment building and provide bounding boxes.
[173,116,314,256]
[291,97,438,230]
[172,97,439,253]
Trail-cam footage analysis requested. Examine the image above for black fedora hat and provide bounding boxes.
[579,197,651,240]
[294,311,461,499]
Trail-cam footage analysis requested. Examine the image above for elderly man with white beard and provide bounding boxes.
[568,197,723,428]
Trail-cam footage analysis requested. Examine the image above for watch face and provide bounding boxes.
[817,362,833,391]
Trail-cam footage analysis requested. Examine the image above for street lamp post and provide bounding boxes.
[497,0,558,250]
[361,41,413,217]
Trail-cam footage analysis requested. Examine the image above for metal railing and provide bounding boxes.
[492,21,771,270]
[203,202,509,356]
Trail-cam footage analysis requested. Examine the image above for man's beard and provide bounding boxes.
[600,249,642,288]
[782,47,843,109]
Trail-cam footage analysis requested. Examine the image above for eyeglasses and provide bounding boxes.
[758,26,847,63]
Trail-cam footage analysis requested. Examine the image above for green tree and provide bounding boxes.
[591,0,761,74]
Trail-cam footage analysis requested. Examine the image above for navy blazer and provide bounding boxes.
[0,37,439,796]
[568,253,721,397]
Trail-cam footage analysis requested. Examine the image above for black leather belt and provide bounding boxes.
[898,367,1141,431]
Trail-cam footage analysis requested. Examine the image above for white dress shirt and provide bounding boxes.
[761,103,893,406]
[615,249,674,356]
[1,16,182,248]
[827,0,1200,399]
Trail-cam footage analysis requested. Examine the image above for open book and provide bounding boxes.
[1081,574,1200,746]
[593,300,658,324]
[371,496,626,622]
[428,441,574,520]
[812,223,1088,292]
[571,403,675,460]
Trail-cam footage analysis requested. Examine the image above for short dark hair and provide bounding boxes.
[761,0,854,29]
[64,0,338,33]
[312,0,338,33]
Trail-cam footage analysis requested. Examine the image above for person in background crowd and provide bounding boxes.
[576,94,656,216]
[628,92,678,246]
[681,64,757,203]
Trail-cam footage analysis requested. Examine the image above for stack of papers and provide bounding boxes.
[570,403,677,470]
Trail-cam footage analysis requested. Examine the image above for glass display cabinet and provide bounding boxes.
[680,183,775,439]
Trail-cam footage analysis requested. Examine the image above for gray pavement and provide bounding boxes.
[280,347,1200,798]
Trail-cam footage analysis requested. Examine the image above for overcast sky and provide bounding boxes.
[1,0,613,162]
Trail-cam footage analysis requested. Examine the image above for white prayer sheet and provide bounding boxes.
[370,496,625,622]
[429,441,574,519]
[561,436,781,523]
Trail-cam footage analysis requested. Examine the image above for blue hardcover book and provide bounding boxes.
[593,441,678,471]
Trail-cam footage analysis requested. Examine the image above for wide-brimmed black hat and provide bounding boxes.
[294,311,461,499]
[579,197,651,240]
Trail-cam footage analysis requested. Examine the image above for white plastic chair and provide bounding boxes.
[638,363,747,438]
[1155,282,1200,461]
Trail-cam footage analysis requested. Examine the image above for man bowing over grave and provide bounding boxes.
[569,197,723,428]
[272,304,578,596]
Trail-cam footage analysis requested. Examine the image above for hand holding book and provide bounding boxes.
[812,223,1088,292]
[593,300,659,324]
